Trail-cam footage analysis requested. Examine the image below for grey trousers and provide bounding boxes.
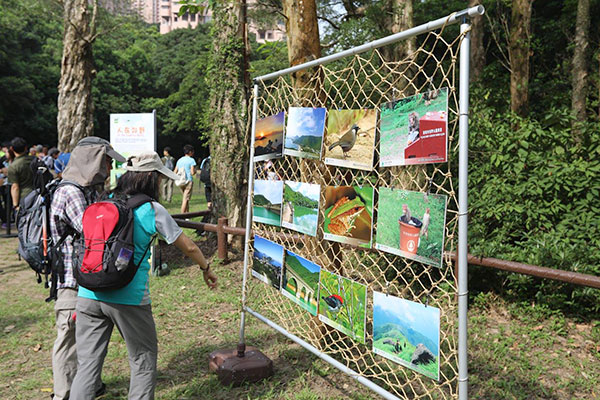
[53,288,78,400]
[70,297,158,400]
[159,178,173,203]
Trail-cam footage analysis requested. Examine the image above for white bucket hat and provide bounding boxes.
[125,151,180,181]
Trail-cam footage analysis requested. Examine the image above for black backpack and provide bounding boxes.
[17,179,84,301]
[72,194,154,292]
[200,157,210,184]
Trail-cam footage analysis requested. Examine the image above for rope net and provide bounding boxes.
[245,24,468,399]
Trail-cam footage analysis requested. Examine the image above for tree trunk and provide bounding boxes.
[57,0,97,152]
[381,0,415,65]
[508,0,532,117]
[571,0,590,130]
[282,0,321,98]
[469,0,485,82]
[208,1,249,233]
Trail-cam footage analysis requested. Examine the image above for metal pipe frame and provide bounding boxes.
[245,306,402,400]
[254,6,485,83]
[240,6,485,399]
[458,20,472,400]
[239,84,260,346]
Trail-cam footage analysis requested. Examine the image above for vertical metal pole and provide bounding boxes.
[239,83,259,350]
[151,109,158,273]
[458,21,471,400]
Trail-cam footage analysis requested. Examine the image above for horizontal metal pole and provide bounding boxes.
[254,5,485,83]
[245,306,401,400]
[447,252,600,289]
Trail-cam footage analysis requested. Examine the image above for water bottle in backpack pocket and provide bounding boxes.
[73,194,154,292]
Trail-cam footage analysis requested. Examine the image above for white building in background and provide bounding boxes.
[131,0,285,42]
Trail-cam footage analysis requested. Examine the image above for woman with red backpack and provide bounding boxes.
[70,151,217,399]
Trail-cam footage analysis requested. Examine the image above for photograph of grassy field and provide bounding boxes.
[281,181,321,237]
[252,235,285,290]
[284,107,326,159]
[379,88,448,167]
[318,270,367,344]
[253,179,283,227]
[374,188,447,268]
[372,291,440,380]
[324,109,377,170]
[323,185,373,248]
[255,111,285,161]
[281,250,321,316]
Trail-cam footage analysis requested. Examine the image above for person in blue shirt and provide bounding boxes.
[54,151,71,177]
[70,151,217,399]
[174,144,196,213]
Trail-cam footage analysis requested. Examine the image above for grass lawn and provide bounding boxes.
[0,190,599,399]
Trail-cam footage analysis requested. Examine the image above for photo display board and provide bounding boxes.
[246,21,467,395]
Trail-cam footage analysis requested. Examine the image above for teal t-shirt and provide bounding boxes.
[78,202,182,306]
[176,155,196,181]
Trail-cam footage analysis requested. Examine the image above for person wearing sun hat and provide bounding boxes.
[70,151,217,400]
[50,136,126,400]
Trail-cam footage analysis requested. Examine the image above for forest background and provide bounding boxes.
[1,0,599,315]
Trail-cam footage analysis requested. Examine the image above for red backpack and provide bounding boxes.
[73,194,153,291]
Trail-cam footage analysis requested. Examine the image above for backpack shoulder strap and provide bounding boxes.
[126,193,153,209]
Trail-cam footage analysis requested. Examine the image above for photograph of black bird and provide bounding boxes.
[328,124,360,158]
[322,294,344,314]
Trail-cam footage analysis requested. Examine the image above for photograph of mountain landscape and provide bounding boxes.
[323,185,374,248]
[281,250,321,316]
[255,111,285,161]
[372,291,440,380]
[281,181,321,237]
[283,107,326,159]
[324,109,377,170]
[374,188,447,268]
[379,88,448,167]
[251,235,284,290]
[253,179,283,226]
[318,270,367,344]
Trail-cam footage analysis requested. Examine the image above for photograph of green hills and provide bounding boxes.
[284,107,326,159]
[372,291,440,380]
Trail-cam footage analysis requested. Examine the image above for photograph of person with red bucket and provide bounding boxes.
[379,88,448,167]
[375,188,447,268]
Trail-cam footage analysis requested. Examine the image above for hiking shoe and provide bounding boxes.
[95,382,107,398]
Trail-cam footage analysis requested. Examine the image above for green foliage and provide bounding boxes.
[0,0,62,144]
[468,97,600,313]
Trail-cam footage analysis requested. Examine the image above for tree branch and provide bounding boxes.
[318,14,339,30]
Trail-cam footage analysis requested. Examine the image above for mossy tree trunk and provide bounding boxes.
[57,0,97,152]
[208,0,250,233]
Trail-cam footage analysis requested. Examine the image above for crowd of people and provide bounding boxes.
[0,139,71,229]
[1,136,216,399]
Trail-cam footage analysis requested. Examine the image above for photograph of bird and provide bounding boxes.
[328,124,360,158]
[322,294,344,315]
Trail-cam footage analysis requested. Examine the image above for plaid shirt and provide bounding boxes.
[49,184,95,289]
